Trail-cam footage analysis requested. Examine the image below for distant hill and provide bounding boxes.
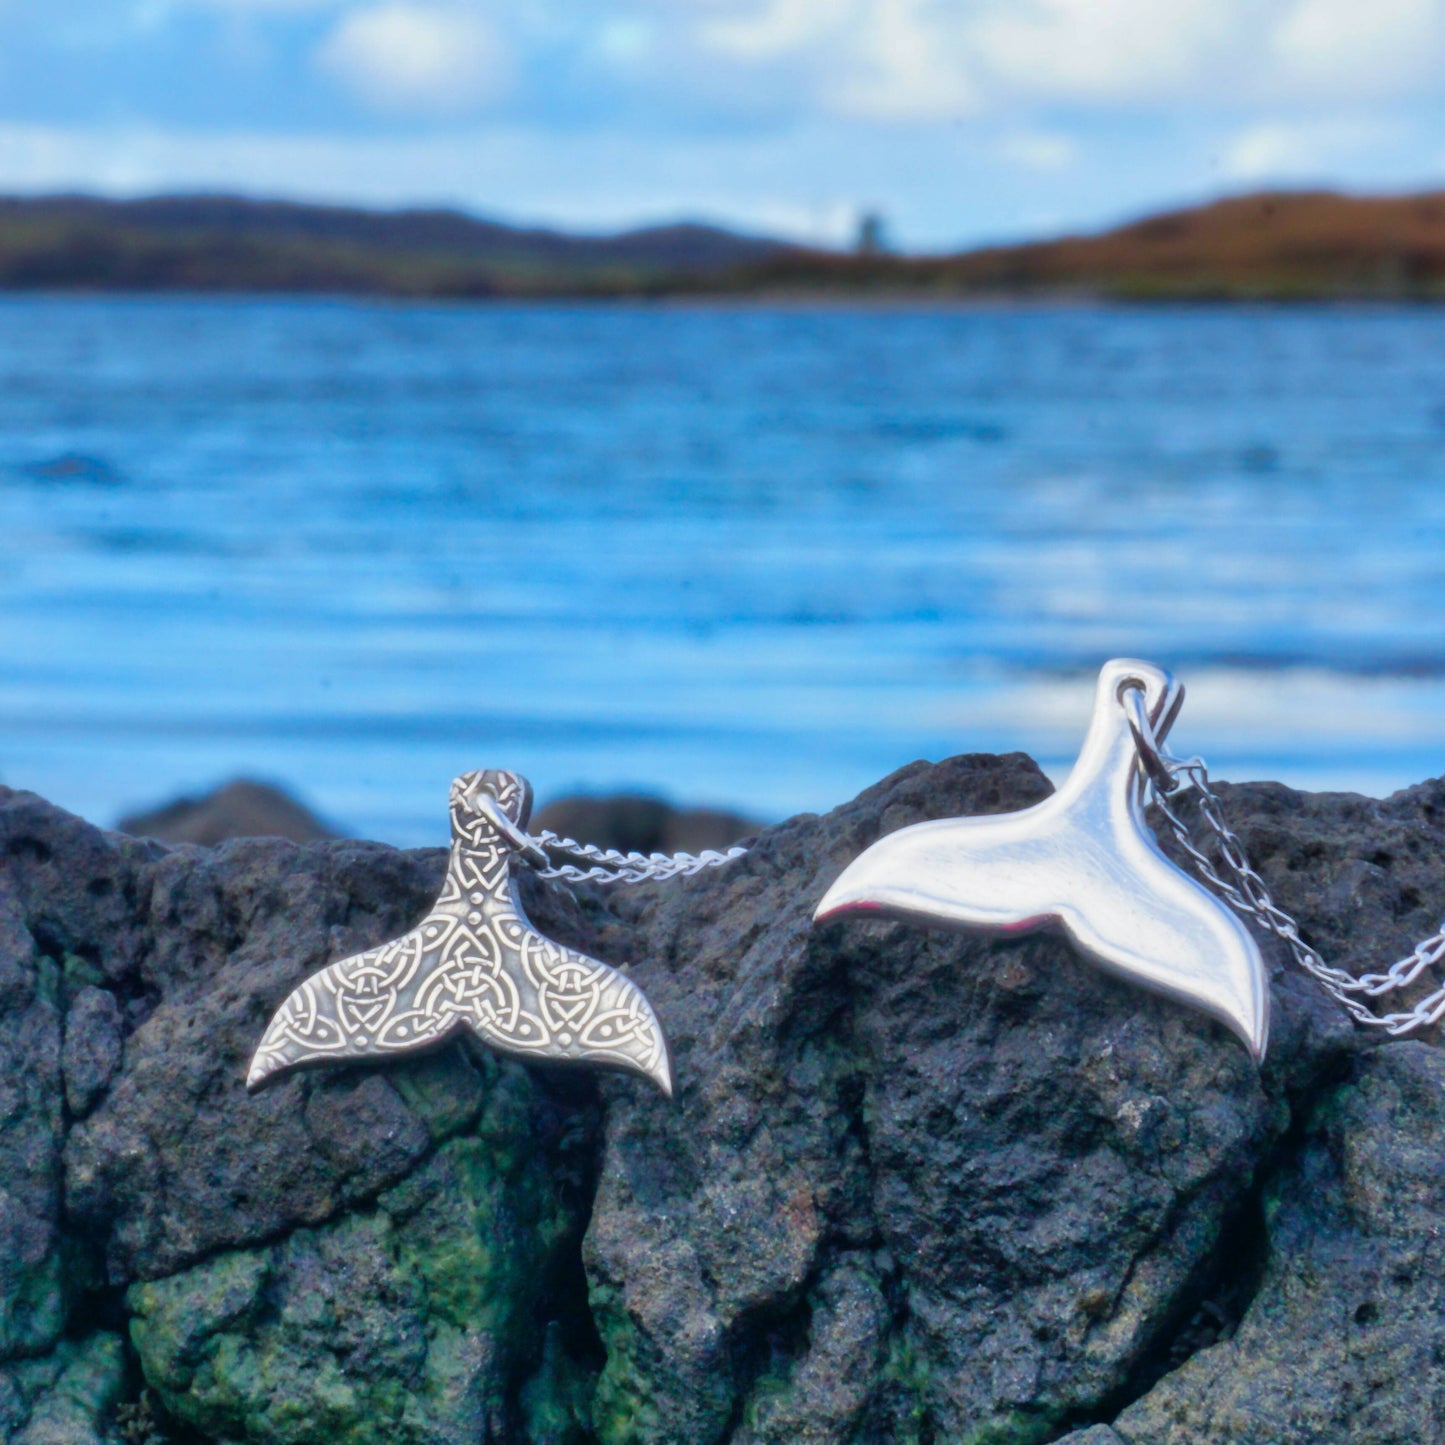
[0,193,801,296]
[1,189,1444,300]
[755,190,1445,301]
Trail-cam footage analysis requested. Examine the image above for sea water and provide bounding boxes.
[1,295,1443,844]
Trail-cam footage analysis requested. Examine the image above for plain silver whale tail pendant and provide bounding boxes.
[814,659,1269,1061]
[248,769,673,1094]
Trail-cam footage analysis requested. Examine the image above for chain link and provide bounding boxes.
[1142,743,1445,1037]
[526,830,749,886]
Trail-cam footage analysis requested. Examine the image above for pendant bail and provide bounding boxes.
[469,786,551,870]
[1119,680,1177,793]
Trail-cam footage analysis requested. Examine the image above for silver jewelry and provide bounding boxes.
[1132,691,1445,1040]
[248,769,746,1095]
[816,657,1445,1061]
[815,659,1269,1058]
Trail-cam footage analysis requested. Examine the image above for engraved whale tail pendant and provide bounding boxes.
[248,769,673,1095]
[814,659,1269,1062]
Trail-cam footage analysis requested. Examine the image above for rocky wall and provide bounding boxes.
[0,756,1442,1443]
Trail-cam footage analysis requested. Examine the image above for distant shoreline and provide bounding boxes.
[2,188,1444,303]
[0,288,1439,312]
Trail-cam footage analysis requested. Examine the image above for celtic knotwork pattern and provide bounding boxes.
[248,769,672,1094]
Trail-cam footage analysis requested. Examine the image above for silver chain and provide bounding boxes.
[1130,704,1445,1036]
[470,788,749,886]
[497,710,1445,1029]
[528,831,749,886]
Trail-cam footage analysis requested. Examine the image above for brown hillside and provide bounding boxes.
[953,190,1445,297]
[745,190,1445,300]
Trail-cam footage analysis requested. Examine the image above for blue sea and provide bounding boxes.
[2,295,1443,845]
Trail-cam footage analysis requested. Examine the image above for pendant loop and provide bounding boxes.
[469,786,551,870]
[1118,681,1177,793]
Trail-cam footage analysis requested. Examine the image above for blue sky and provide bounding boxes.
[2,0,1444,249]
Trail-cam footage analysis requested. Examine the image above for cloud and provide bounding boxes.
[1222,117,1401,182]
[316,4,510,114]
[681,0,1445,122]
[691,0,978,121]
[827,0,979,120]
[685,0,1245,121]
[1271,0,1445,95]
[699,0,846,60]
[969,0,1239,102]
[64,0,1445,141]
[997,130,1079,172]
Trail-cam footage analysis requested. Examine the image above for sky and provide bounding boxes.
[1,1,1444,249]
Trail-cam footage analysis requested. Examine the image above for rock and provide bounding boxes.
[116,780,335,847]
[1,778,603,1443]
[580,757,1330,1445]
[1112,1040,1445,1444]
[0,762,1443,1442]
[127,1125,595,1445]
[62,986,124,1117]
[0,1333,127,1445]
[0,876,66,1363]
[533,795,759,857]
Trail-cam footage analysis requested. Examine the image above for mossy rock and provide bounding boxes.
[128,1127,592,1445]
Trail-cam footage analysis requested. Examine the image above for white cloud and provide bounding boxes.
[827,0,978,120]
[699,0,847,60]
[997,130,1078,172]
[1272,0,1445,95]
[680,0,1445,122]
[1223,117,1400,182]
[970,0,1239,102]
[686,0,1243,119]
[144,0,1445,133]
[692,0,978,121]
[316,4,510,114]
[85,0,1445,133]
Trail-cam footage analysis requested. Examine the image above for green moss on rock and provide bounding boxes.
[0,1331,127,1445]
[0,1251,67,1366]
[518,1322,595,1445]
[128,1107,593,1445]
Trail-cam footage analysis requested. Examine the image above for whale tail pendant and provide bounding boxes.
[248,769,673,1095]
[815,659,1269,1062]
